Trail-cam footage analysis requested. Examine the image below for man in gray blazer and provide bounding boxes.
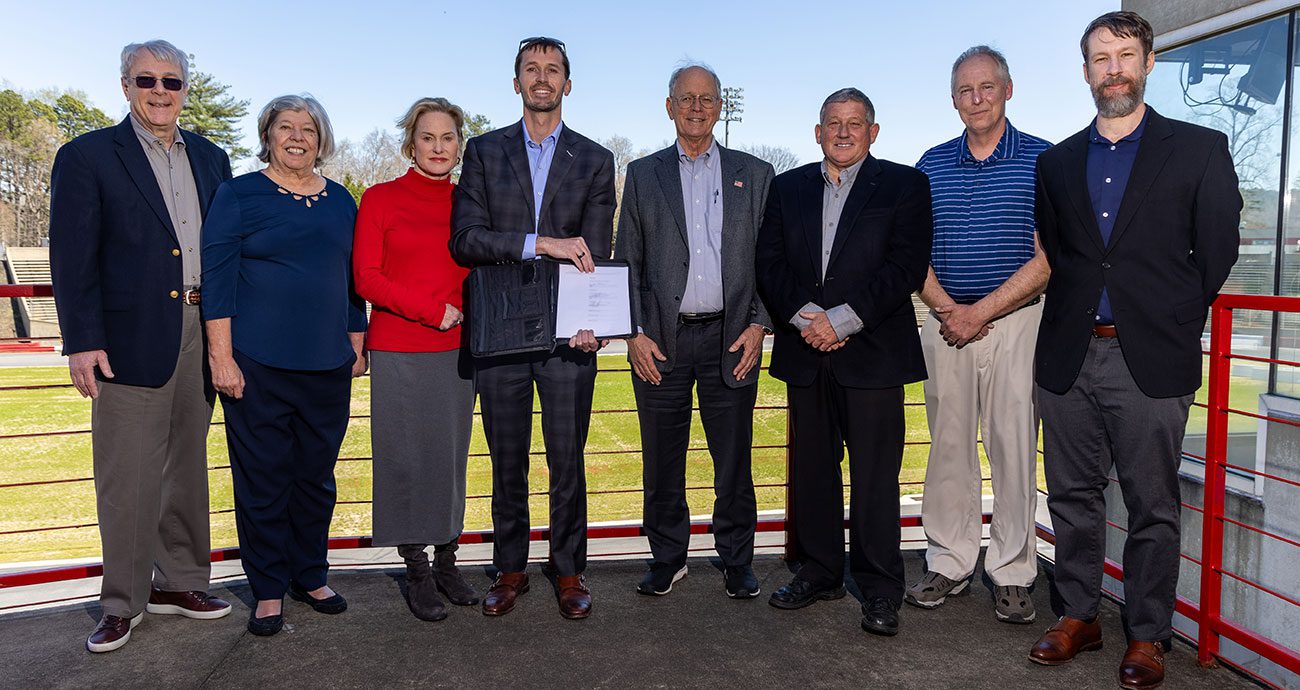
[615,63,776,598]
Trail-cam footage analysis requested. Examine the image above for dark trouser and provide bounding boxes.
[92,305,214,617]
[1039,336,1192,642]
[787,360,906,602]
[476,346,596,575]
[222,350,352,601]
[633,319,758,569]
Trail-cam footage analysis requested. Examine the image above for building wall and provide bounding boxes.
[1125,0,1271,35]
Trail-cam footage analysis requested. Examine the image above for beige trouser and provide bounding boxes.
[919,300,1041,587]
[91,304,214,617]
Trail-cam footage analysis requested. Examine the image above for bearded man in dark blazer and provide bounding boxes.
[1027,13,1241,690]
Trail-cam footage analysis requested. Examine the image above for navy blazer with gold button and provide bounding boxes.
[50,117,232,387]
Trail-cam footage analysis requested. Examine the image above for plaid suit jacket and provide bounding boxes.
[451,120,615,265]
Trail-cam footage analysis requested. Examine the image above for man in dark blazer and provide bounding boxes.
[450,36,615,620]
[1027,13,1241,689]
[49,40,233,653]
[615,64,775,599]
[756,88,932,636]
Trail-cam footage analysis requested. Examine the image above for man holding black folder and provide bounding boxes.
[450,36,616,620]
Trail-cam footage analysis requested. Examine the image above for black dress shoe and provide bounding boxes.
[861,596,901,636]
[288,582,347,614]
[247,611,284,636]
[724,565,760,599]
[768,578,847,610]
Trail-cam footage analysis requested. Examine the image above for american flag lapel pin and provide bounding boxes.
[734,180,744,188]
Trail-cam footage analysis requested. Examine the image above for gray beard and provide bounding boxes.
[1092,78,1145,118]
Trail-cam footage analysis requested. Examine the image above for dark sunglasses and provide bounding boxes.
[518,36,565,52]
[131,75,184,91]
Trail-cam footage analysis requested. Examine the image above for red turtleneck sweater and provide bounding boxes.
[353,169,467,352]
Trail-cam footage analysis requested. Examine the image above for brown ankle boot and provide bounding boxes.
[434,542,480,606]
[399,545,447,622]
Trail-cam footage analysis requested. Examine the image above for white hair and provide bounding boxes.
[120,40,190,84]
[256,94,337,167]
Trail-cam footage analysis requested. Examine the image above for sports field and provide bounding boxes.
[1,357,1018,564]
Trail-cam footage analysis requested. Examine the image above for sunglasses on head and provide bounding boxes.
[518,36,565,52]
[131,75,184,91]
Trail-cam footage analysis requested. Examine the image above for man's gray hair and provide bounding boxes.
[255,94,337,167]
[820,87,875,124]
[120,40,190,84]
[950,45,1011,94]
[668,61,721,97]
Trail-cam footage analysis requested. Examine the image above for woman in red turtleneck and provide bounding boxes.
[352,98,477,622]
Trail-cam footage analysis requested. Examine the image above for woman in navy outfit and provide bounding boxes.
[201,94,368,636]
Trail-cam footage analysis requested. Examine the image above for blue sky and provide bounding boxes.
[1,0,1117,167]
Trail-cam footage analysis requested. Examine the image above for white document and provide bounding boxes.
[555,263,633,338]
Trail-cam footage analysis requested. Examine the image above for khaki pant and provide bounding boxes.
[919,300,1041,587]
[92,305,214,617]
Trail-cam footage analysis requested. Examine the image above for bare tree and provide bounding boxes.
[600,134,638,203]
[738,143,801,174]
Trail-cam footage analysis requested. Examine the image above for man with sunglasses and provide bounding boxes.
[451,36,615,620]
[50,40,233,652]
[614,63,774,599]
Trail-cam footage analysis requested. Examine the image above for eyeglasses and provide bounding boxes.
[518,36,566,52]
[131,75,184,91]
[674,94,718,109]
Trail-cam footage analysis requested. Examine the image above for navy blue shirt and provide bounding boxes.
[202,171,367,371]
[1086,110,1148,324]
[916,120,1051,303]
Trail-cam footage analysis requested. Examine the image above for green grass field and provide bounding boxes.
[0,355,1089,565]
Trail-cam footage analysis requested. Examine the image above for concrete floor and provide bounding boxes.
[0,550,1257,690]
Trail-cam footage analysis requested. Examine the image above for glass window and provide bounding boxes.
[1145,14,1290,474]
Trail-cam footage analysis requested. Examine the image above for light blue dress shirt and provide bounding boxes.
[520,119,563,260]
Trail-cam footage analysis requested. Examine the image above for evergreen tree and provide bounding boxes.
[180,70,251,160]
[51,93,113,140]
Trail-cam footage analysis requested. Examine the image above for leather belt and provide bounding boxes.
[678,311,723,325]
[1092,323,1117,338]
[182,288,201,306]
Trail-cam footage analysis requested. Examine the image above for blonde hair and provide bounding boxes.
[397,97,466,161]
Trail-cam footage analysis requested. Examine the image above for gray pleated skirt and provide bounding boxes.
[369,349,475,546]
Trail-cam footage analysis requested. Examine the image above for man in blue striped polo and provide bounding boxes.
[908,46,1051,623]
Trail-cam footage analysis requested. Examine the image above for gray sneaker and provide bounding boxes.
[904,571,969,609]
[993,585,1036,624]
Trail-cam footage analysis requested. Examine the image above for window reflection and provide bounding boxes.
[1145,15,1289,463]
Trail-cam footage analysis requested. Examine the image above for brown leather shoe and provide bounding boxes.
[146,587,232,620]
[1028,615,1103,665]
[482,572,529,616]
[1119,640,1166,689]
[86,613,143,653]
[556,575,592,619]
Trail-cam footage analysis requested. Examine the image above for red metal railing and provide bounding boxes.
[1,283,972,598]
[1198,294,1300,676]
[0,285,53,298]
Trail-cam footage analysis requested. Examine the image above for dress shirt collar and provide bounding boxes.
[129,113,184,149]
[1088,108,1149,145]
[522,118,563,149]
[820,156,867,189]
[676,139,718,166]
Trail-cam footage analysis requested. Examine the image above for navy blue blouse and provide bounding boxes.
[202,171,367,371]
